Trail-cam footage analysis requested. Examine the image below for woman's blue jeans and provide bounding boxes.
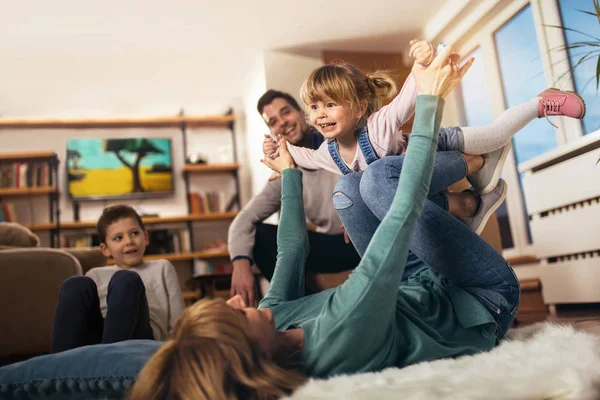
[333,152,520,339]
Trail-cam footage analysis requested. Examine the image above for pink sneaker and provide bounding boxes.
[538,88,586,127]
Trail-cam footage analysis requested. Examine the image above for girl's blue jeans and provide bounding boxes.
[332,152,520,340]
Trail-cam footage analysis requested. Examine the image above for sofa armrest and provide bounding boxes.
[0,248,83,360]
[61,247,107,275]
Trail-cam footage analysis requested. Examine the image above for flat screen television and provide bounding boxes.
[66,138,175,200]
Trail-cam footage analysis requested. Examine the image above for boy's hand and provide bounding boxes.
[263,134,279,159]
[409,39,434,66]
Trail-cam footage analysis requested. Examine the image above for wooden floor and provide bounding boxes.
[516,303,600,336]
[547,303,600,329]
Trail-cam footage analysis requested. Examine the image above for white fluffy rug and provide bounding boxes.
[286,322,600,400]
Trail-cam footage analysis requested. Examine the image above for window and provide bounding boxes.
[492,5,563,245]
[495,6,559,166]
[557,0,600,134]
[449,0,595,257]
[460,48,495,126]
[459,47,514,249]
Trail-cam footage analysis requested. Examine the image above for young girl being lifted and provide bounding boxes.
[264,39,585,233]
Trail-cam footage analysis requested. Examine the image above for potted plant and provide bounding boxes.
[546,0,599,90]
[545,0,599,162]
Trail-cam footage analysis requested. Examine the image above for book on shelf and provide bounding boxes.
[145,228,191,255]
[57,228,191,254]
[0,202,18,222]
[0,162,50,188]
[60,233,99,248]
[188,191,236,214]
[193,259,233,276]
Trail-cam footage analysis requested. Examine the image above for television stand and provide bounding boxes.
[73,201,81,222]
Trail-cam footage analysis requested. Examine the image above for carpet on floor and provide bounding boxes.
[287,322,600,400]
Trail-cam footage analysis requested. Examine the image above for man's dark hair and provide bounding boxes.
[257,90,302,115]
[96,204,145,244]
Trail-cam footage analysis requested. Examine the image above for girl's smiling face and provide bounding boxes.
[308,98,364,140]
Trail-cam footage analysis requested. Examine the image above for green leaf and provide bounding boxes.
[579,75,597,93]
[552,52,600,87]
[567,42,600,48]
[576,9,598,17]
[547,42,600,53]
[543,2,600,94]
[597,54,600,91]
[573,53,596,69]
[544,24,600,41]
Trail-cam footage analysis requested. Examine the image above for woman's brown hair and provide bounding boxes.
[129,298,307,400]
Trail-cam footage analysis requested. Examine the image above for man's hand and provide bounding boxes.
[230,259,258,307]
[341,225,350,244]
[263,134,279,159]
[268,171,282,181]
[226,294,248,309]
[409,39,434,66]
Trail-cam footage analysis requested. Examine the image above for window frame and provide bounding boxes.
[447,0,593,259]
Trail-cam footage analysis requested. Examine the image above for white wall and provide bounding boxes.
[255,50,324,225]
[0,46,326,245]
[0,47,327,238]
[0,49,270,246]
[264,51,323,106]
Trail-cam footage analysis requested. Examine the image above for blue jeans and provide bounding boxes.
[333,154,520,339]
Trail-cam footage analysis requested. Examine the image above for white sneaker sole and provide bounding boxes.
[475,180,508,235]
[479,143,512,195]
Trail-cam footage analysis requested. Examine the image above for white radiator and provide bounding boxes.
[521,132,600,305]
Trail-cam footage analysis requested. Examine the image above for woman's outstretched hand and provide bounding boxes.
[411,44,474,98]
[261,135,296,173]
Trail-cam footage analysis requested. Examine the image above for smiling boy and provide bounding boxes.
[51,205,185,353]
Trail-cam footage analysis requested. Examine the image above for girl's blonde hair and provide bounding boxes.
[300,62,398,126]
[129,298,307,400]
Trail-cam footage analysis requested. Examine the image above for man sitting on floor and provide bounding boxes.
[228,89,361,307]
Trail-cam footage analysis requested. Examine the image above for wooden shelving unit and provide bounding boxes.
[0,115,236,129]
[1,112,242,304]
[506,254,538,266]
[107,248,230,264]
[0,186,57,197]
[181,163,240,174]
[182,290,201,302]
[0,151,60,246]
[189,270,262,301]
[25,211,239,231]
[144,248,230,262]
[0,151,57,160]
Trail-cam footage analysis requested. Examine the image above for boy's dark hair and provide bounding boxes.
[96,204,145,244]
[256,90,301,116]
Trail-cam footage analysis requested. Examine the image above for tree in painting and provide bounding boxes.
[104,139,164,192]
[66,149,86,182]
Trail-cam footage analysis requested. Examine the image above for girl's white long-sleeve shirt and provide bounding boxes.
[286,74,417,175]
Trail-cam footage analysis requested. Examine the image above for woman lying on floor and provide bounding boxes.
[130,46,520,400]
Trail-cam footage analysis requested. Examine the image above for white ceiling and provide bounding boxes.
[1,0,448,54]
